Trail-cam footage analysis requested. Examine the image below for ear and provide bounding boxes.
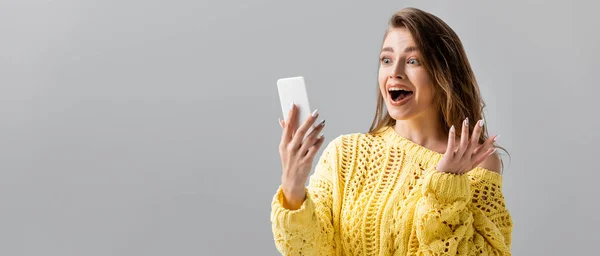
[477,151,502,174]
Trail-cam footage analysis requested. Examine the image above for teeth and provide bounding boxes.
[389,88,411,92]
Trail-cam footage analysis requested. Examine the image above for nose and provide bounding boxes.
[389,63,405,79]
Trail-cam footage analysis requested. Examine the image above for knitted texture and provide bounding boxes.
[271,126,513,255]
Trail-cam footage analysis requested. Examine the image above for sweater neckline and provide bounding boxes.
[378,126,444,164]
[376,126,502,181]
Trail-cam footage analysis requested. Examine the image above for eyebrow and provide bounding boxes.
[381,46,419,54]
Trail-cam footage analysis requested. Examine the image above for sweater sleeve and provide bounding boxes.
[270,138,340,256]
[414,167,513,255]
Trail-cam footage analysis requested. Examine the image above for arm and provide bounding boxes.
[270,138,339,255]
[414,166,513,255]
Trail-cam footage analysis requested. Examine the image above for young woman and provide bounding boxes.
[271,7,513,255]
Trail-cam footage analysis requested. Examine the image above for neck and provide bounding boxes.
[393,110,447,150]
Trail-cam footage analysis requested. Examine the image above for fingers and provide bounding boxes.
[303,134,325,161]
[299,119,326,156]
[470,119,484,144]
[457,117,470,156]
[466,119,485,154]
[442,117,500,174]
[473,134,499,158]
[290,109,320,150]
[472,147,497,168]
[446,125,456,155]
[280,103,296,145]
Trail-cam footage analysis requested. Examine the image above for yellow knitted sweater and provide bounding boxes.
[270,126,513,255]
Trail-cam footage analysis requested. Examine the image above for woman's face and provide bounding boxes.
[378,27,436,121]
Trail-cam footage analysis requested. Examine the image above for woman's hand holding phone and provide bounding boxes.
[278,103,326,210]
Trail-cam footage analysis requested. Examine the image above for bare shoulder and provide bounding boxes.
[477,151,502,174]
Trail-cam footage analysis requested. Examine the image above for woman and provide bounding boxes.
[271,7,513,256]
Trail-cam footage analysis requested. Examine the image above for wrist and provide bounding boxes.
[422,170,471,203]
[281,186,306,210]
[281,176,305,193]
[282,184,305,199]
[435,165,466,175]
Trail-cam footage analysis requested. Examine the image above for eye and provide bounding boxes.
[381,57,392,65]
[407,58,421,65]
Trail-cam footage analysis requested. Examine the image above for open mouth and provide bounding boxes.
[389,89,414,102]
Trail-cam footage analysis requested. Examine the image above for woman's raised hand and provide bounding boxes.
[278,103,326,209]
[436,118,499,175]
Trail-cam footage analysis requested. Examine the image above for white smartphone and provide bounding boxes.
[277,76,312,131]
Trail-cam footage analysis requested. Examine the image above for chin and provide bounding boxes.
[386,106,414,121]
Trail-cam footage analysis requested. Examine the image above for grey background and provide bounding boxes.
[0,0,598,255]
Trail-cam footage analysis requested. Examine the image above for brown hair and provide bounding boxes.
[368,7,509,169]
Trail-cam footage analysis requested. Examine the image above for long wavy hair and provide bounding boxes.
[368,7,509,170]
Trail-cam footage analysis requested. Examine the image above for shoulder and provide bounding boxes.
[322,129,391,153]
[322,131,375,154]
[329,132,365,144]
[332,131,385,147]
[321,133,352,153]
[477,151,502,174]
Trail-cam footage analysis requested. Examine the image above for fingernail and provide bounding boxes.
[318,119,326,126]
[465,117,469,126]
[289,102,295,110]
[479,118,485,127]
[494,135,500,141]
[450,125,455,132]
[278,117,282,127]
[491,148,497,154]
[311,109,319,117]
[318,133,324,139]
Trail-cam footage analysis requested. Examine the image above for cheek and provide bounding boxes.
[408,69,434,95]
[378,68,387,93]
[378,67,386,82]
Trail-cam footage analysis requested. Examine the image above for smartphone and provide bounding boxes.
[277,76,312,131]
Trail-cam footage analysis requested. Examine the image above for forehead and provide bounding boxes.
[382,28,415,49]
